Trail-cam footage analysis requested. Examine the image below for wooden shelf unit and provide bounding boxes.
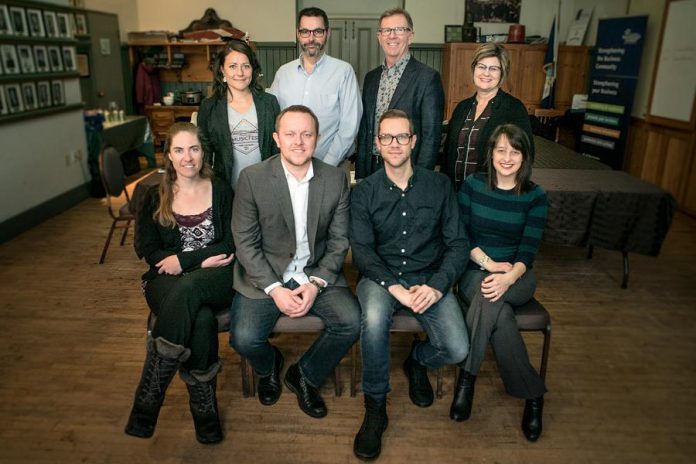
[144,104,198,146]
[128,40,227,83]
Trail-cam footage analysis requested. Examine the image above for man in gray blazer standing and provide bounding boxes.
[230,105,360,419]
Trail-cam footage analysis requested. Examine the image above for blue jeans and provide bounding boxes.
[357,278,469,401]
[229,286,360,387]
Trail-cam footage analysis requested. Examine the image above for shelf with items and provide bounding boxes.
[0,101,83,123]
[128,41,228,83]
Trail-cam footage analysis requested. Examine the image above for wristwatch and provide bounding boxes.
[309,278,324,294]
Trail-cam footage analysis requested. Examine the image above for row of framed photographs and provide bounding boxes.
[0,44,77,75]
[0,5,88,38]
[0,80,66,115]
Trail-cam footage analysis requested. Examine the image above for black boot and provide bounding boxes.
[125,336,190,438]
[522,396,544,442]
[403,340,434,407]
[180,362,223,444]
[353,395,388,461]
[450,369,476,421]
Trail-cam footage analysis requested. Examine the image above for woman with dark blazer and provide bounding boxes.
[443,43,534,190]
[125,122,235,444]
[197,39,280,189]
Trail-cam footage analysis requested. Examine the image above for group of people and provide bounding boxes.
[124,6,546,460]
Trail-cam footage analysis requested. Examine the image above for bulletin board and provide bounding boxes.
[646,0,696,130]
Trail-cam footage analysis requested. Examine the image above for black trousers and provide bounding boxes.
[144,266,234,371]
[458,269,546,399]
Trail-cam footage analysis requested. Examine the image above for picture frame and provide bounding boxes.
[9,6,28,37]
[51,80,64,106]
[56,12,72,38]
[0,85,8,115]
[1,44,20,75]
[26,8,45,37]
[77,53,89,77]
[5,83,24,113]
[0,5,14,35]
[33,45,49,73]
[62,46,76,71]
[74,13,88,36]
[444,25,463,43]
[21,82,37,110]
[17,44,36,74]
[43,11,58,38]
[47,45,63,72]
[36,81,51,108]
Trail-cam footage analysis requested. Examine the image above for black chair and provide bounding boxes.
[98,146,134,263]
[514,298,551,380]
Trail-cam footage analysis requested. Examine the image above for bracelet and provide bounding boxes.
[309,279,324,294]
[478,255,489,270]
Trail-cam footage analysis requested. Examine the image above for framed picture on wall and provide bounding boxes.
[56,12,72,38]
[36,81,51,107]
[33,45,49,73]
[22,82,37,110]
[0,85,8,115]
[17,45,36,73]
[26,8,45,37]
[1,45,20,75]
[74,13,88,35]
[5,83,24,113]
[0,5,15,35]
[77,53,89,77]
[62,46,76,71]
[43,11,58,38]
[47,45,63,72]
[51,80,64,106]
[9,6,28,37]
[444,25,463,43]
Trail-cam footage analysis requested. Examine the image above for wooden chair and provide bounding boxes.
[349,310,445,399]
[532,108,565,143]
[98,146,135,264]
[147,310,344,398]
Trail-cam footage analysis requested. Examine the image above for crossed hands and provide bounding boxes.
[389,284,443,314]
[270,283,320,318]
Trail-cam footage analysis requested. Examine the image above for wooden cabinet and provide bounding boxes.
[145,105,198,145]
[441,43,590,119]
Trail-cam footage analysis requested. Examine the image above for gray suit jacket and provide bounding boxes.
[232,155,350,299]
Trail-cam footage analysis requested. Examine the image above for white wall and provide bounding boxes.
[85,0,138,42]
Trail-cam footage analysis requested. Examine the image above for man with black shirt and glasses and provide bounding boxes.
[350,109,469,460]
[269,7,361,167]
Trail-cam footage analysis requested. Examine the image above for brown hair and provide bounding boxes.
[212,39,263,98]
[275,104,320,134]
[155,122,213,227]
[485,124,533,195]
[379,8,414,30]
[378,109,414,134]
[471,43,511,87]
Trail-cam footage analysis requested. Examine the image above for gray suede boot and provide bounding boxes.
[125,336,190,438]
[180,361,223,444]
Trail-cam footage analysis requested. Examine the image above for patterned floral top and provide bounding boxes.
[175,207,214,252]
[373,53,411,158]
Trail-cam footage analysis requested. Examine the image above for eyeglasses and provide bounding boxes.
[475,63,502,73]
[377,133,412,145]
[298,28,326,38]
[377,27,412,36]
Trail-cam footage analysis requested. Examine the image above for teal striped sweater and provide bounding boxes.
[458,173,547,270]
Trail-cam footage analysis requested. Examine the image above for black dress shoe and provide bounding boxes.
[522,396,544,442]
[354,395,388,461]
[450,369,476,421]
[403,340,434,408]
[256,346,284,406]
[284,363,327,418]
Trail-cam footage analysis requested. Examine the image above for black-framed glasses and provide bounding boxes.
[377,133,412,145]
[298,28,326,38]
[378,27,411,36]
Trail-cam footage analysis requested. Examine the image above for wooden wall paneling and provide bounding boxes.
[511,45,546,113]
[555,45,590,110]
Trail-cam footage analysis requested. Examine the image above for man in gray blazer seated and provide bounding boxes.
[355,8,445,180]
[230,105,360,418]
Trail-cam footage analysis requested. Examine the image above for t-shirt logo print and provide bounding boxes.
[231,119,259,155]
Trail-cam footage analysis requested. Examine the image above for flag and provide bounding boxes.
[541,17,557,108]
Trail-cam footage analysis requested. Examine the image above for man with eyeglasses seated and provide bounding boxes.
[355,8,445,181]
[268,7,361,167]
[350,109,470,460]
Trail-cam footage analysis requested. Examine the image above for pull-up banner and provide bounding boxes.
[580,16,648,169]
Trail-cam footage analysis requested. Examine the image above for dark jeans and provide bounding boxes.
[229,286,361,387]
[458,269,546,399]
[144,266,234,371]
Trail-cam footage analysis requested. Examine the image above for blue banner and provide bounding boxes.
[580,16,648,169]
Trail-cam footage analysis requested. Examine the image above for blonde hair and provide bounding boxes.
[154,122,213,228]
[471,43,510,87]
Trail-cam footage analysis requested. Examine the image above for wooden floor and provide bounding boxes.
[1,184,695,463]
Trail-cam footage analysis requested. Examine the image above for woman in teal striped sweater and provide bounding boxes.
[450,124,548,442]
